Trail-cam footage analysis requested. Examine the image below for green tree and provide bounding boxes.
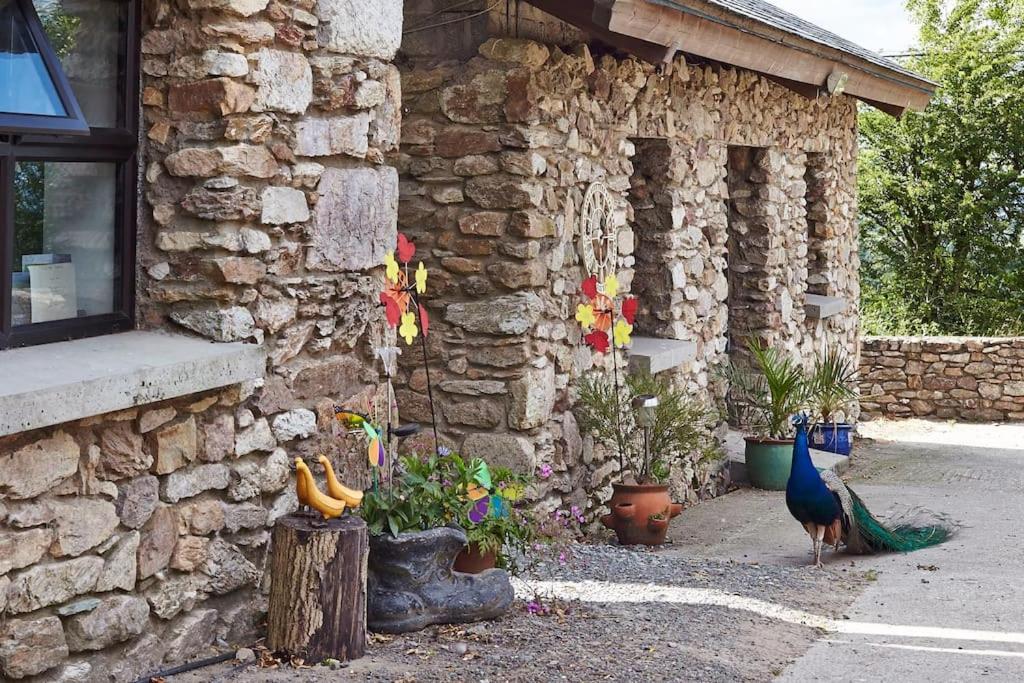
[859,0,1024,335]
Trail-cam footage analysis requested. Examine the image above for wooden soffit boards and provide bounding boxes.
[599,0,934,113]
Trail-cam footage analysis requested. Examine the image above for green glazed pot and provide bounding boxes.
[744,438,794,490]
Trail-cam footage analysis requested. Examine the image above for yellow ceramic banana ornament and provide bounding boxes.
[295,458,347,519]
[295,457,310,507]
[318,455,364,508]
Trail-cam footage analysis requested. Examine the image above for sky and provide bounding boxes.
[767,0,919,55]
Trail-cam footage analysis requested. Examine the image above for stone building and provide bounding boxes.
[0,0,931,679]
[395,0,934,509]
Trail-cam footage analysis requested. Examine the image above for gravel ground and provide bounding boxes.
[169,531,867,683]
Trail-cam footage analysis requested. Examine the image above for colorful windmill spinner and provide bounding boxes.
[463,461,522,524]
[575,274,637,353]
[381,233,430,345]
[335,409,386,469]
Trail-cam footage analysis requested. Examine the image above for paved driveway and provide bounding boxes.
[680,420,1024,682]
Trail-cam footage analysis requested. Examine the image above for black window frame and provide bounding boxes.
[0,0,90,136]
[0,0,140,350]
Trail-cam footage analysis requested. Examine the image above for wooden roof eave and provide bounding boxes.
[601,0,934,115]
[522,0,934,117]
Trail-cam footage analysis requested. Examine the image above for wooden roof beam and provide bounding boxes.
[524,0,675,65]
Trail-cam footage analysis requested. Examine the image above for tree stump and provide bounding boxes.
[267,513,368,662]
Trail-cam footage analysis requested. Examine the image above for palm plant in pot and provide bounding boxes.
[808,346,858,456]
[575,371,719,545]
[722,340,811,490]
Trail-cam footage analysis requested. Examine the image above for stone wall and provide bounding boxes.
[0,387,279,680]
[860,337,1024,421]
[0,0,404,679]
[396,34,861,514]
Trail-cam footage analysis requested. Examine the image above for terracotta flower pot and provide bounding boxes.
[600,483,682,546]
[453,542,498,574]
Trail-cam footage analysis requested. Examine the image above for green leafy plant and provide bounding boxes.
[648,508,669,522]
[575,371,720,484]
[359,452,458,537]
[809,346,858,424]
[359,450,577,575]
[722,340,812,440]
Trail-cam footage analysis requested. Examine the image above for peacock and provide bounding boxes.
[785,415,958,567]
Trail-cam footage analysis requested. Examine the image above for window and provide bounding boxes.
[1,0,139,349]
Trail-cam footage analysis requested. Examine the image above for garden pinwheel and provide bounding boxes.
[381,233,429,344]
[378,233,440,453]
[335,409,386,469]
[576,274,637,353]
[463,460,520,524]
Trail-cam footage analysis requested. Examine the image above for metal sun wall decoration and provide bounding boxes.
[579,181,618,284]
[576,181,636,354]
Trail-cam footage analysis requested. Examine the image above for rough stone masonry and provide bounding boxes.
[860,336,1024,421]
[0,0,404,680]
[395,31,861,517]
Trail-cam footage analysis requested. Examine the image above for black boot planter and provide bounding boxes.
[367,526,514,634]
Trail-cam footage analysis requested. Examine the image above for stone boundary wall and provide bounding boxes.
[859,336,1024,421]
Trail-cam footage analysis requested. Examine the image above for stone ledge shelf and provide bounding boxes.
[0,331,266,437]
[805,293,848,319]
[627,337,697,375]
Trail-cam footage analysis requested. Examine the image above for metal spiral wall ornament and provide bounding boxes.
[579,181,618,283]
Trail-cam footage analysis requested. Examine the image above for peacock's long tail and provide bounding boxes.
[847,485,959,553]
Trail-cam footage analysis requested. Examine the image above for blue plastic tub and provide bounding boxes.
[809,423,853,456]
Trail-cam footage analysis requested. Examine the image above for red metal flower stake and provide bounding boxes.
[380,233,439,454]
[576,273,638,472]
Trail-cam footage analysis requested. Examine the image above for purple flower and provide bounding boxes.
[526,600,546,615]
[570,505,585,523]
[438,446,452,456]
[558,552,568,565]
[538,463,553,479]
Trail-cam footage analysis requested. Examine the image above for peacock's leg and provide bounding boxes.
[813,525,826,568]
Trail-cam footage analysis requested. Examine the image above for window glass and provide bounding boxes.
[0,0,66,117]
[34,0,123,128]
[12,160,117,325]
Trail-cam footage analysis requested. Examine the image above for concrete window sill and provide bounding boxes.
[0,331,265,437]
[627,336,697,375]
[805,293,848,319]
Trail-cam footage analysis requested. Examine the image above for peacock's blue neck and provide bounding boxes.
[789,421,819,484]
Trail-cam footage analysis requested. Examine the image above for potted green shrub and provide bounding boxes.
[359,451,514,633]
[722,340,811,490]
[808,346,858,455]
[575,371,719,545]
[433,453,535,573]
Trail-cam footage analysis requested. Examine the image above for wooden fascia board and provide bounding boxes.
[603,0,933,112]
[523,0,670,64]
